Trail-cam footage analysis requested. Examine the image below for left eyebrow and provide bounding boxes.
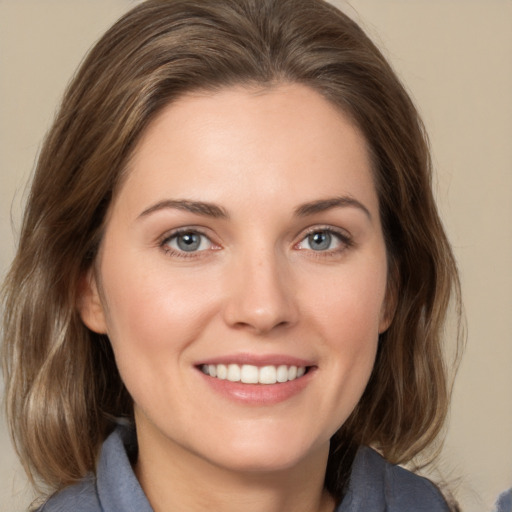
[294,196,372,220]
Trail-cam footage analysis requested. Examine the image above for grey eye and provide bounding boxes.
[306,231,333,251]
[165,231,211,253]
[177,232,201,251]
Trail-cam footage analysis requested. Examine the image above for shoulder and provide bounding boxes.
[35,476,100,512]
[338,446,451,512]
[35,423,152,512]
[493,488,512,512]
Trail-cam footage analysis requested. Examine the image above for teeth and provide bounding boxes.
[240,364,259,384]
[217,364,227,379]
[276,365,288,382]
[201,364,307,384]
[259,365,277,384]
[227,364,241,382]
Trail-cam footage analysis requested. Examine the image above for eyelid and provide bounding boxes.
[159,227,220,258]
[294,225,354,252]
[157,224,353,259]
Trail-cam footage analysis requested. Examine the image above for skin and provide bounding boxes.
[80,83,392,512]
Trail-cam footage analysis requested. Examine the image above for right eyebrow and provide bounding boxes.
[137,199,229,220]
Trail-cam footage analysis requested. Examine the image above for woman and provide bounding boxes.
[1,0,462,510]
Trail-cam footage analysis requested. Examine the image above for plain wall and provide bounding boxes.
[1,1,511,511]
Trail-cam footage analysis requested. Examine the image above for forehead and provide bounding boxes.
[133,83,368,158]
[117,83,377,217]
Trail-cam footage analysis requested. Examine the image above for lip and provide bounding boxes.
[195,353,316,405]
[196,353,315,367]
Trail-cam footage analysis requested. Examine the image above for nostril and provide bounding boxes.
[230,318,291,335]
[221,265,299,333]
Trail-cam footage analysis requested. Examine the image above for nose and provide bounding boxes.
[222,249,299,335]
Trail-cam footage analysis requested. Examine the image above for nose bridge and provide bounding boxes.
[223,243,297,333]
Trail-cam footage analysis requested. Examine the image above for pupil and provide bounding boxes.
[309,231,331,251]
[177,233,200,251]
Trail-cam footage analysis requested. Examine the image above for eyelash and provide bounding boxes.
[295,226,354,257]
[159,226,353,259]
[159,228,217,259]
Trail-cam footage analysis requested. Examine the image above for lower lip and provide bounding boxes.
[197,368,315,405]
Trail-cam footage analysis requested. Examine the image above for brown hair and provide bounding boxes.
[1,0,463,502]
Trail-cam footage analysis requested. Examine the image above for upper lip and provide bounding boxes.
[195,353,315,368]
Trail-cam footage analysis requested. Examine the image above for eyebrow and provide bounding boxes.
[138,199,229,219]
[294,196,371,219]
[138,195,371,221]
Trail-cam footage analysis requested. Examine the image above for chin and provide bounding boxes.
[195,430,330,475]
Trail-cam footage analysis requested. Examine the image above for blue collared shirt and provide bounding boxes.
[38,424,450,511]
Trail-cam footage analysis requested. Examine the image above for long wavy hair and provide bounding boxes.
[2,0,463,504]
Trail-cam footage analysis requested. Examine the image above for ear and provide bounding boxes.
[379,265,399,334]
[77,269,108,334]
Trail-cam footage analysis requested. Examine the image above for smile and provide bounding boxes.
[200,364,307,384]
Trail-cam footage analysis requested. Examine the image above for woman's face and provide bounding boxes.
[81,84,391,475]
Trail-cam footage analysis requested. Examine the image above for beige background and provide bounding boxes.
[0,1,511,511]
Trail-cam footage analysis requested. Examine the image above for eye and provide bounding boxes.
[296,228,351,252]
[163,230,213,254]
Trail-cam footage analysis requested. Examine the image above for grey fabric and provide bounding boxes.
[37,425,151,512]
[38,424,449,511]
[493,489,512,512]
[339,445,450,511]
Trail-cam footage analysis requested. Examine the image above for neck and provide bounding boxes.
[134,420,335,512]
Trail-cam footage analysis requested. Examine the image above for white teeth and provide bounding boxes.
[240,364,259,384]
[259,365,277,384]
[276,365,288,382]
[217,364,227,380]
[201,363,308,384]
[227,364,241,382]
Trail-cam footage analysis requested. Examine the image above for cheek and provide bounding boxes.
[325,290,381,377]
[98,252,220,367]
[98,265,220,420]
[307,260,388,339]
[325,306,380,431]
[303,259,386,397]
